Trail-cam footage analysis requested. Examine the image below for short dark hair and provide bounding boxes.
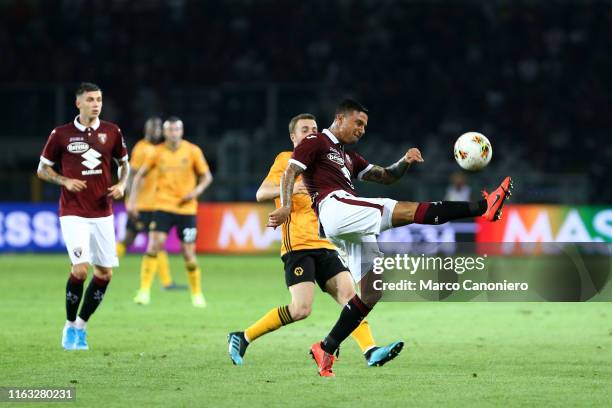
[76,82,101,97]
[165,116,183,124]
[288,113,316,134]
[336,99,368,116]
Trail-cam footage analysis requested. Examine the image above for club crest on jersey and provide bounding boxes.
[327,152,345,166]
[98,133,107,144]
[73,247,83,258]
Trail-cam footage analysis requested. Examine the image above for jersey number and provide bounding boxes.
[182,228,197,243]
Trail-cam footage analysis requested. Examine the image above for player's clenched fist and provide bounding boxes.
[404,148,424,164]
[267,206,291,228]
[63,179,87,192]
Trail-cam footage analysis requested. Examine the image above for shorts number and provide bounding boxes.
[182,228,197,243]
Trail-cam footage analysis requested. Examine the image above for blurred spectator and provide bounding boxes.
[445,172,471,202]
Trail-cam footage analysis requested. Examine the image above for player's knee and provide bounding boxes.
[71,263,88,280]
[290,302,312,321]
[185,261,198,272]
[336,286,356,305]
[95,266,113,280]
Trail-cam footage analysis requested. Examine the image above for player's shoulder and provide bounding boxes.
[50,121,75,136]
[295,132,326,148]
[274,151,293,164]
[184,140,204,154]
[133,139,154,153]
[99,120,121,132]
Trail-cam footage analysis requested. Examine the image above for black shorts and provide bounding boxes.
[126,211,154,234]
[281,249,348,292]
[150,211,198,243]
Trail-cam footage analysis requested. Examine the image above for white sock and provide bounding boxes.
[75,317,87,330]
[65,320,75,328]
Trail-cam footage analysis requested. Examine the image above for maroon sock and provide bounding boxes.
[414,200,487,225]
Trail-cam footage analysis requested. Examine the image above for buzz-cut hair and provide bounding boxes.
[288,113,316,134]
[164,116,183,125]
[76,82,101,97]
[336,99,368,115]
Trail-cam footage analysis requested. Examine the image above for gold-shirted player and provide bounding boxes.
[227,113,403,366]
[128,116,213,307]
[118,117,183,290]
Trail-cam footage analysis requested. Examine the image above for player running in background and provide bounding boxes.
[37,82,130,350]
[268,99,513,376]
[129,117,213,307]
[118,117,184,290]
[228,114,403,367]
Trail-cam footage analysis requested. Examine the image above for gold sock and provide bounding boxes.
[351,319,376,353]
[157,251,173,287]
[116,242,126,258]
[244,305,293,342]
[139,254,158,292]
[186,262,201,295]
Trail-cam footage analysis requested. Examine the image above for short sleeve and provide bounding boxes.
[40,129,61,166]
[130,142,147,169]
[290,134,323,170]
[348,151,373,180]
[263,153,289,185]
[193,146,210,176]
[113,128,129,161]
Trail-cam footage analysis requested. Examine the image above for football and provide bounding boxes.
[454,132,493,171]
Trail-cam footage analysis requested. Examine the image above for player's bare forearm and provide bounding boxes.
[117,160,130,188]
[280,163,303,209]
[128,167,146,206]
[37,162,68,186]
[267,163,303,228]
[194,172,213,198]
[362,148,424,185]
[256,181,280,202]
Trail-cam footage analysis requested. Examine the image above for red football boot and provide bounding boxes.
[482,176,513,221]
[309,342,337,377]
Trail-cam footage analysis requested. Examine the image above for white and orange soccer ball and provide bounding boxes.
[454,132,492,171]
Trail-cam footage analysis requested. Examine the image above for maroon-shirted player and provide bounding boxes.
[37,82,130,350]
[268,99,513,377]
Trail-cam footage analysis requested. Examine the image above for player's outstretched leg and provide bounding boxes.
[74,266,112,350]
[62,265,87,350]
[392,176,513,227]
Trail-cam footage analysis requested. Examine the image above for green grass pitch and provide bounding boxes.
[1,254,611,407]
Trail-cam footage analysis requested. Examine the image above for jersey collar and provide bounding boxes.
[73,115,101,131]
[322,129,340,144]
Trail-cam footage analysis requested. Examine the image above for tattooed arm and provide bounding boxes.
[108,159,130,199]
[266,162,304,227]
[37,161,87,192]
[361,148,424,185]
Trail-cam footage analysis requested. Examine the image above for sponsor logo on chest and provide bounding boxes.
[327,147,345,166]
[66,141,103,175]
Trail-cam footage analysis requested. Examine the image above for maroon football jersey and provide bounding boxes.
[40,116,128,217]
[290,129,372,210]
